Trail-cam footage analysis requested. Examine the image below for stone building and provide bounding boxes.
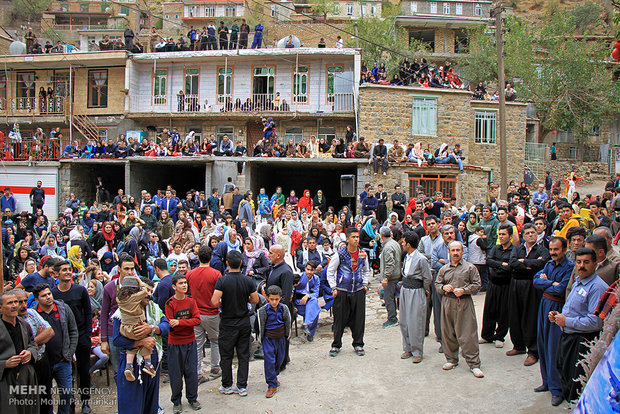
[359,83,527,204]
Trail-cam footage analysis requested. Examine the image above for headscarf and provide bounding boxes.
[362,218,377,253]
[89,280,104,310]
[102,221,116,251]
[224,228,241,252]
[69,227,83,241]
[244,236,263,276]
[101,251,115,274]
[466,212,479,233]
[68,245,85,273]
[129,226,142,242]
[167,258,178,275]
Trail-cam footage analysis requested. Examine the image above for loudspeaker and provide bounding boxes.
[340,175,355,197]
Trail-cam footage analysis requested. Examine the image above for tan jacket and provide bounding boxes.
[435,260,481,296]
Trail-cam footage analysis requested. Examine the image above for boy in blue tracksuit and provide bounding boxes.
[257,285,291,398]
[295,260,321,341]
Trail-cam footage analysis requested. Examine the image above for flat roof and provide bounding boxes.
[395,15,490,28]
[0,50,127,69]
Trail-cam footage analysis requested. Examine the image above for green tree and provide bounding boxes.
[463,14,620,151]
[12,0,52,21]
[310,0,338,20]
[570,1,603,34]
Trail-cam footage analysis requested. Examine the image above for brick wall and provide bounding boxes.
[73,67,125,116]
[358,84,527,188]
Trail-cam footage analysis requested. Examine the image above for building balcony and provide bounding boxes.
[0,97,69,119]
[127,92,355,116]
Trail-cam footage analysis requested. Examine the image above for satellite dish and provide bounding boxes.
[277,35,301,48]
[523,168,535,185]
[9,41,26,55]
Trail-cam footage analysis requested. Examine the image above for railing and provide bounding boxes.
[129,92,355,113]
[2,137,71,161]
[52,24,109,31]
[7,97,68,116]
[525,142,548,162]
[73,114,100,142]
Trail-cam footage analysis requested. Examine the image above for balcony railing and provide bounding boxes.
[2,137,71,161]
[129,92,355,113]
[6,97,68,116]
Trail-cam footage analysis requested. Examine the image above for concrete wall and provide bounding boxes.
[358,84,527,188]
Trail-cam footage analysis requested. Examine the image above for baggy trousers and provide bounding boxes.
[480,281,510,342]
[441,295,481,369]
[296,297,320,336]
[168,342,198,405]
[263,336,286,388]
[509,278,542,356]
[399,287,427,357]
[537,297,563,397]
[331,289,366,349]
[556,331,598,402]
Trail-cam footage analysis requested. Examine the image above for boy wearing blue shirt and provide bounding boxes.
[295,261,321,341]
[257,285,291,398]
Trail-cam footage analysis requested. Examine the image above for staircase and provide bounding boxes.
[73,114,100,142]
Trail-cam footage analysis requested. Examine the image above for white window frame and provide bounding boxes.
[430,2,438,13]
[443,2,450,14]
[205,6,215,17]
[271,5,277,17]
[293,65,309,104]
[153,68,167,105]
[474,110,497,144]
[285,127,303,145]
[474,3,482,16]
[455,2,462,15]
[411,97,437,136]
[217,67,233,104]
[225,6,236,17]
[370,4,376,16]
[361,3,366,16]
[347,3,353,15]
[410,1,417,14]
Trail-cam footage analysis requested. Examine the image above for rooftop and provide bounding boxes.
[130,47,359,62]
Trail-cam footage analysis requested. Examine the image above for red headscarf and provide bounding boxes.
[102,221,116,251]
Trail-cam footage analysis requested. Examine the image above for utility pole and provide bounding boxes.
[354,23,359,49]
[495,2,508,200]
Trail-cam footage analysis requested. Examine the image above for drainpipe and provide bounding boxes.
[69,64,73,142]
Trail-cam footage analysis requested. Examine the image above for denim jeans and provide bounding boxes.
[51,360,73,414]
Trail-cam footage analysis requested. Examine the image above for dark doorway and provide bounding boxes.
[130,162,206,198]
[249,162,358,214]
[246,120,263,152]
[70,162,125,205]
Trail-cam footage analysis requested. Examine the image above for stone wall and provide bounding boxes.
[358,84,527,189]
[544,161,610,185]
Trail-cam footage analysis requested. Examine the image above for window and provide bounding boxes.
[88,69,108,108]
[253,67,275,102]
[293,65,308,103]
[408,173,456,200]
[186,126,201,143]
[361,4,366,16]
[346,3,353,15]
[318,127,336,143]
[285,127,303,144]
[327,66,343,104]
[590,126,600,136]
[569,147,580,160]
[370,4,376,16]
[474,111,497,143]
[430,2,437,13]
[411,97,437,136]
[271,5,277,17]
[153,69,167,105]
[205,6,215,17]
[185,68,199,96]
[98,129,108,141]
[80,4,89,13]
[216,126,234,145]
[225,5,236,16]
[410,1,417,13]
[455,2,462,15]
[443,2,450,14]
[334,4,339,14]
[474,3,482,16]
[217,67,233,104]
[556,130,575,143]
[120,6,129,16]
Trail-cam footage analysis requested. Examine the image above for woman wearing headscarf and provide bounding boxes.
[40,234,67,258]
[313,190,327,215]
[211,228,242,273]
[68,245,86,282]
[176,218,196,254]
[157,210,175,240]
[100,251,116,274]
[90,221,117,258]
[408,142,424,167]
[298,189,313,214]
[465,211,479,240]
[360,217,378,262]
[286,210,304,235]
[87,278,109,375]
[383,212,402,231]
[333,138,346,158]
[241,236,270,284]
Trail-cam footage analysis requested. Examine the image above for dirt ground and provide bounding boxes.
[140,274,567,414]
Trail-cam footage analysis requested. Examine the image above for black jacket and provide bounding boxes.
[509,243,550,280]
[486,244,513,285]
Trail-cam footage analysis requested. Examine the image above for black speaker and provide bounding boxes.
[340,175,355,197]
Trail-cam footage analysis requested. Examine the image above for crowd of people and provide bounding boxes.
[361,59,465,89]
[1,167,620,412]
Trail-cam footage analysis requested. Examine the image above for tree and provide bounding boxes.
[570,1,603,34]
[463,14,620,152]
[310,0,338,20]
[12,0,52,21]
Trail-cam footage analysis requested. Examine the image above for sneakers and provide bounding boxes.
[382,320,398,328]
[232,386,248,397]
[219,386,234,395]
[172,404,182,414]
[265,387,277,398]
[494,340,504,348]
[329,347,340,357]
[400,352,412,359]
[188,401,201,411]
[142,362,157,377]
[471,368,485,378]
[124,365,135,382]
[354,346,365,356]
[442,362,457,370]
[301,324,311,336]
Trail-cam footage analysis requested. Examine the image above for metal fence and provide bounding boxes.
[525,142,548,161]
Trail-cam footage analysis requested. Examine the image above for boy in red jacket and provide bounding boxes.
[165,274,202,414]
